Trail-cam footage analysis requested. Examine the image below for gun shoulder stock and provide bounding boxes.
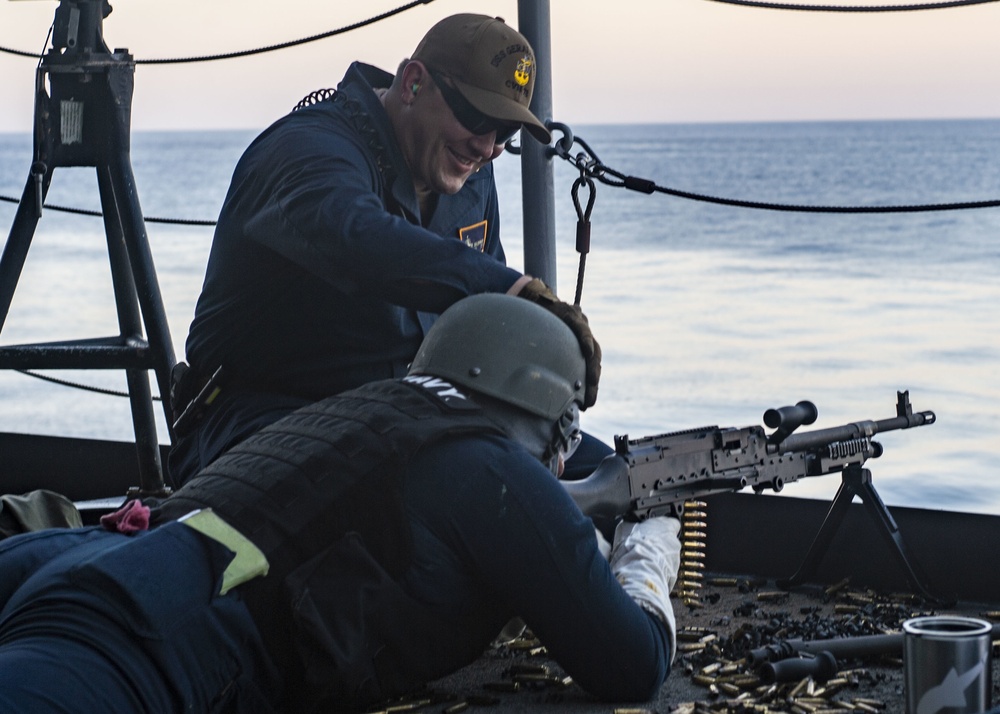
[560,454,631,520]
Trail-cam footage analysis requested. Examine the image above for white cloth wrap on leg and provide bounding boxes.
[610,517,681,662]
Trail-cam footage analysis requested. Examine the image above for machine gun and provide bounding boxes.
[563,391,942,601]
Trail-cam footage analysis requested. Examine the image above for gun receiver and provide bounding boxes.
[563,391,944,601]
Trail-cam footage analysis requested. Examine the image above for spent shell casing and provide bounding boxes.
[755,683,778,701]
[850,698,886,710]
[505,639,538,650]
[756,591,789,602]
[823,577,851,595]
[820,679,847,696]
[483,681,518,693]
[717,682,740,696]
[677,630,708,642]
[679,626,713,634]
[728,674,760,688]
[707,577,738,587]
[677,642,706,653]
[844,592,875,604]
[442,702,469,714]
[789,677,810,698]
[851,704,882,714]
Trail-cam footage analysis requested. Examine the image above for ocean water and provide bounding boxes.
[1,120,998,515]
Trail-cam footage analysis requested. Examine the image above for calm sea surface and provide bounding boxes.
[1,120,998,514]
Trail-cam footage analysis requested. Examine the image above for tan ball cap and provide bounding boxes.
[412,14,551,144]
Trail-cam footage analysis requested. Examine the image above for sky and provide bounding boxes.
[1,0,999,134]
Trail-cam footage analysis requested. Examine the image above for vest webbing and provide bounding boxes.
[158,379,499,584]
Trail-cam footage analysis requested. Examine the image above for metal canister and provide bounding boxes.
[903,616,993,714]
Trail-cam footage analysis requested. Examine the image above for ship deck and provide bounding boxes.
[425,577,998,714]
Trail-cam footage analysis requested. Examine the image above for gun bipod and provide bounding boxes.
[776,464,954,606]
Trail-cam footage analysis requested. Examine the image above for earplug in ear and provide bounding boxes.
[411,83,420,95]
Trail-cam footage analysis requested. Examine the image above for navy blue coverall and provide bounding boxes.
[170,61,525,486]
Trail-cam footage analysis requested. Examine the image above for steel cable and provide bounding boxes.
[0,0,436,63]
[704,0,1000,11]
[548,128,1000,214]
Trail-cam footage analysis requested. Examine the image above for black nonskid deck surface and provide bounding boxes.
[418,578,999,714]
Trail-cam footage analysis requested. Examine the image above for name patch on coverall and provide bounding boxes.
[458,220,488,251]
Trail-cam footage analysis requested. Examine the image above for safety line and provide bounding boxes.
[704,0,1000,11]
[0,0,436,63]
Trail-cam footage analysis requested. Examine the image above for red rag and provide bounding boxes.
[99,499,151,534]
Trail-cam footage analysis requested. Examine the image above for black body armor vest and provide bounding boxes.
[157,378,502,711]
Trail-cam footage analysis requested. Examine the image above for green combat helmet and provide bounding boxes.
[408,293,586,422]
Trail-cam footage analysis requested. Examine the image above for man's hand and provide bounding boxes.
[514,278,601,408]
[610,517,681,661]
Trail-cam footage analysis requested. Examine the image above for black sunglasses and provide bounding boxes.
[429,70,520,144]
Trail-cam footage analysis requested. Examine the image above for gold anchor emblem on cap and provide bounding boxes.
[513,56,532,87]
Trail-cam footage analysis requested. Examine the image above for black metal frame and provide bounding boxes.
[0,0,174,496]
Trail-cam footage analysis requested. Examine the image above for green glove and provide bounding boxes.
[516,278,601,408]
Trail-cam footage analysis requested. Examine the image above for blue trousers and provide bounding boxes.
[0,524,280,713]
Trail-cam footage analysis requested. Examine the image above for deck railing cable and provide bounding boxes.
[704,0,999,11]
[0,0,436,63]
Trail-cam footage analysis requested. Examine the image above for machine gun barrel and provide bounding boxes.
[777,408,935,454]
